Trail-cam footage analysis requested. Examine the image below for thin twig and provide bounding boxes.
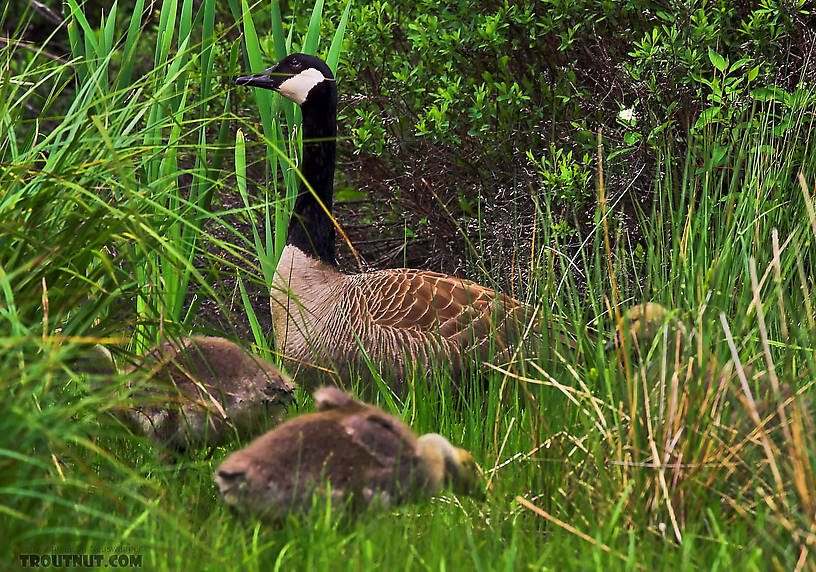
[0,37,72,67]
[24,0,63,27]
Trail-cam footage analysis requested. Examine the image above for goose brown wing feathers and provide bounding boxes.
[355,269,524,342]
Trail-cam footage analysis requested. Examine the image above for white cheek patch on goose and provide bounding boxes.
[277,68,327,104]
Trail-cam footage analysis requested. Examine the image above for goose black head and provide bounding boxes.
[235,53,334,105]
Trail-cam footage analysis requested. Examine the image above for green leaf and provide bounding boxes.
[606,147,631,162]
[708,47,727,73]
[66,20,85,83]
[155,0,179,68]
[710,144,727,166]
[240,0,277,164]
[102,1,117,55]
[336,188,367,201]
[690,73,714,89]
[303,0,325,55]
[270,0,288,61]
[623,131,641,145]
[327,0,352,75]
[730,57,751,72]
[64,0,101,58]
[199,0,216,104]
[235,127,247,183]
[752,86,790,104]
[179,0,193,43]
[238,275,266,349]
[116,0,146,90]
[694,106,721,130]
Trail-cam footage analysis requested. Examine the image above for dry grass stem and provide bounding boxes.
[516,495,644,569]
[719,312,787,505]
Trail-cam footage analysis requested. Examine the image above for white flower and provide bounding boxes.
[618,106,637,123]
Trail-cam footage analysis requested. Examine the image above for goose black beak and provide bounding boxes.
[235,65,289,91]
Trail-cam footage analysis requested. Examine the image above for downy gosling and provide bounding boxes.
[214,386,482,518]
[86,337,294,452]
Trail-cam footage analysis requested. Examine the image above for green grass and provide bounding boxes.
[2,1,816,570]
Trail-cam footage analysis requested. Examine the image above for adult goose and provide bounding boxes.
[214,386,481,518]
[236,54,570,389]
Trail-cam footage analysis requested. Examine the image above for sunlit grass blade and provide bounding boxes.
[326,0,351,74]
[238,275,268,351]
[302,0,325,55]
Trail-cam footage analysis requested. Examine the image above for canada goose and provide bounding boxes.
[236,54,571,389]
[83,337,295,451]
[214,386,481,518]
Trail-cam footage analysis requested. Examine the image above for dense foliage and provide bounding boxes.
[317,0,816,270]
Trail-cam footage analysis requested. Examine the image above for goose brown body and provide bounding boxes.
[214,387,480,518]
[237,54,565,389]
[273,245,530,388]
[95,337,294,451]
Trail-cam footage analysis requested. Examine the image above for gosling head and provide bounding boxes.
[213,465,247,509]
[72,344,119,392]
[606,302,684,353]
[416,433,482,497]
[313,386,355,411]
[235,52,334,105]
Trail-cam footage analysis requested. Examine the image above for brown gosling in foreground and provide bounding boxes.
[214,387,481,518]
[87,337,295,452]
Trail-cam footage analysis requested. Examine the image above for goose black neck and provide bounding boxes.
[287,81,337,266]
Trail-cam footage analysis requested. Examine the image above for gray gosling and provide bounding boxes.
[214,387,481,518]
[87,337,294,452]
